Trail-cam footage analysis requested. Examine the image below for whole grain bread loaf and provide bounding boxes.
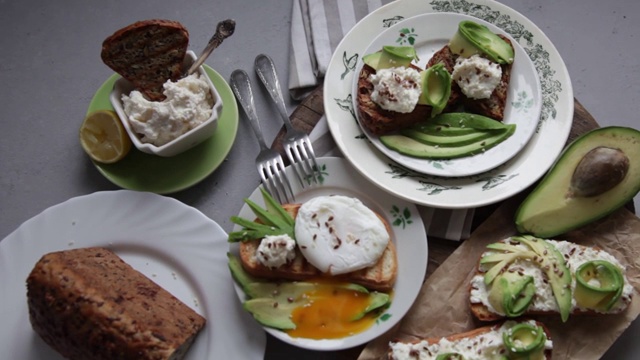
[239,203,398,292]
[26,247,205,360]
[101,19,189,101]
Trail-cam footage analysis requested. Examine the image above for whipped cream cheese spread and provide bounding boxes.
[294,195,389,275]
[452,54,502,100]
[256,234,296,268]
[389,320,552,360]
[122,73,214,147]
[369,67,422,113]
[470,239,634,314]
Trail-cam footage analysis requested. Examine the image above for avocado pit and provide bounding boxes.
[569,146,629,198]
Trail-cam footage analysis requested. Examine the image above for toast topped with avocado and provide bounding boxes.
[101,19,189,101]
[470,235,633,322]
[388,320,553,360]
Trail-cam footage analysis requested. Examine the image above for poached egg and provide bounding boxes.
[294,195,389,275]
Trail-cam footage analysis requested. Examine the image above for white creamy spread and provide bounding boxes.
[122,73,214,146]
[256,234,296,268]
[294,195,389,275]
[470,239,634,314]
[369,66,422,113]
[451,54,502,100]
[389,320,553,360]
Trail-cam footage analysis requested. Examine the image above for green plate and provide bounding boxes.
[86,66,238,194]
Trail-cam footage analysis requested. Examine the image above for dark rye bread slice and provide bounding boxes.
[388,320,552,360]
[101,19,189,101]
[356,63,432,135]
[238,203,398,292]
[26,247,205,360]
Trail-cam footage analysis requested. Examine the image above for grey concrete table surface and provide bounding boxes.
[0,0,637,359]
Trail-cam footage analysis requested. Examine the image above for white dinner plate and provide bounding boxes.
[229,157,428,351]
[353,12,541,177]
[325,0,574,209]
[0,190,265,360]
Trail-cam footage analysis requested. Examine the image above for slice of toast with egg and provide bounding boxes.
[238,203,398,292]
[101,19,189,101]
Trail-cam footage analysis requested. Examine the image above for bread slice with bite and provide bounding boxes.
[238,203,398,292]
[101,19,189,101]
[388,320,552,360]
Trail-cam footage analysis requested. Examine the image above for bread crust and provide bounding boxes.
[238,203,398,292]
[387,320,552,359]
[27,247,205,360]
[101,19,189,101]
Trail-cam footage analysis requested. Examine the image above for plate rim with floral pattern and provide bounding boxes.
[324,0,574,209]
[229,156,428,351]
[353,12,542,177]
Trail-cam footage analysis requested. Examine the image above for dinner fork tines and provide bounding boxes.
[254,54,320,187]
[229,69,295,204]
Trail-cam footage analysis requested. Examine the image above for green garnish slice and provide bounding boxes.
[420,63,452,117]
[228,187,294,242]
[574,260,624,311]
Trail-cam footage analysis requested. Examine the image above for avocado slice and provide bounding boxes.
[449,20,514,64]
[351,292,390,321]
[418,63,452,116]
[410,122,477,136]
[487,271,535,317]
[514,235,572,322]
[574,260,624,311]
[243,298,298,330]
[362,46,418,70]
[400,128,496,147]
[430,112,512,130]
[515,126,640,238]
[502,323,547,359]
[228,253,264,295]
[245,281,369,301]
[380,124,515,160]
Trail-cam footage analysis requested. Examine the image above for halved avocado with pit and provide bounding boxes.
[515,127,640,238]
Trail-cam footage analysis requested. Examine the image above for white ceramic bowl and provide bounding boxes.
[110,50,223,157]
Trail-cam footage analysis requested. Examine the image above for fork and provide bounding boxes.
[229,69,295,204]
[254,54,321,187]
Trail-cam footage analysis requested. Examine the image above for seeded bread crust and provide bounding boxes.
[26,247,205,360]
[238,203,398,292]
[469,240,633,321]
[387,320,552,360]
[101,19,189,101]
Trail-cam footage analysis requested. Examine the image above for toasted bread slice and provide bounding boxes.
[388,320,552,359]
[462,35,513,121]
[356,63,432,135]
[238,203,397,292]
[101,19,189,101]
[469,239,633,322]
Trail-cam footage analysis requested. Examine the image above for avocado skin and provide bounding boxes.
[515,126,640,238]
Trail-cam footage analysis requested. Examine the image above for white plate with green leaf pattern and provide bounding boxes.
[325,0,573,209]
[229,156,428,351]
[353,12,542,177]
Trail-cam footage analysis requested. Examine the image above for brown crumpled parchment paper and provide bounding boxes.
[358,199,640,360]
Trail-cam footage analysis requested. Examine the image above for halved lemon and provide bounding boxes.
[80,110,132,164]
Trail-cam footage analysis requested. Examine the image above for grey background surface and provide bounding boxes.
[0,0,637,358]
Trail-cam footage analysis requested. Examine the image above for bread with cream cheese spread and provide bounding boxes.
[26,247,205,360]
[387,320,552,360]
[238,203,398,292]
[101,19,189,101]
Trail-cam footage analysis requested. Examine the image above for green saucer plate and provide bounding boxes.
[86,66,238,194]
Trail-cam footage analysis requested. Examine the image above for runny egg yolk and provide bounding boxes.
[286,281,380,339]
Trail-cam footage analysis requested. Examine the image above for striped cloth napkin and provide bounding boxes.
[288,0,475,240]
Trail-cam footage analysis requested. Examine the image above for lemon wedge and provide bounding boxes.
[80,110,132,163]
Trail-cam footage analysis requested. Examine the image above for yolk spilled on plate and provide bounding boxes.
[286,282,379,339]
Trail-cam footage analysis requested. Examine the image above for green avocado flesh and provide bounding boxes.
[449,20,514,64]
[380,114,515,159]
[574,260,624,311]
[418,63,452,116]
[227,253,390,330]
[487,271,535,317]
[362,46,417,70]
[502,323,546,358]
[482,236,572,322]
[515,126,640,238]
